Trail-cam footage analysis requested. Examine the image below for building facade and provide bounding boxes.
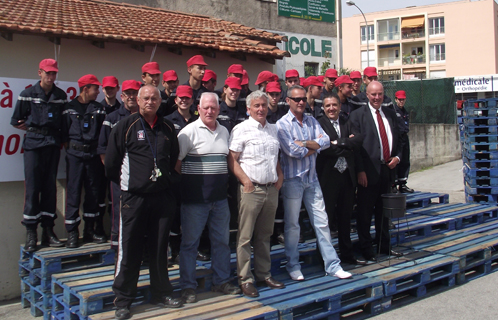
[343,0,498,80]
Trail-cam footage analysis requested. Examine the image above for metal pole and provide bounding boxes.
[354,4,369,67]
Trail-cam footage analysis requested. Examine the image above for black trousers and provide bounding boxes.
[319,168,355,259]
[97,160,110,223]
[22,146,60,228]
[64,153,101,232]
[110,181,121,249]
[396,134,410,184]
[357,164,392,254]
[113,190,175,308]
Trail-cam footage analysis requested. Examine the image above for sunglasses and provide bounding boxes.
[288,97,307,103]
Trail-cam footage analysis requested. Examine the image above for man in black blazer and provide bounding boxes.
[317,93,365,265]
[349,81,403,261]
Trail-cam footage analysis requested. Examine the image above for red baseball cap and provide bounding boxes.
[202,70,217,82]
[142,62,161,75]
[39,59,59,72]
[325,69,338,79]
[227,64,244,75]
[299,77,305,86]
[77,74,101,88]
[163,70,178,82]
[121,80,141,91]
[225,77,242,90]
[364,67,378,77]
[317,75,325,83]
[395,90,407,99]
[285,69,299,79]
[186,55,208,67]
[303,76,323,88]
[102,76,119,88]
[176,85,193,98]
[241,70,249,85]
[255,71,275,85]
[349,71,362,79]
[266,82,282,93]
[334,75,353,87]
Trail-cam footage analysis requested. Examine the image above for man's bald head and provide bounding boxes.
[366,81,384,109]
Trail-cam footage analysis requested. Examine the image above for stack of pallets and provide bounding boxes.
[460,98,498,203]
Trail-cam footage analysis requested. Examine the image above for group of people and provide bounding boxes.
[11,55,412,320]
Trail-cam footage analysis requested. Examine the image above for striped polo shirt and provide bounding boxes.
[177,118,230,203]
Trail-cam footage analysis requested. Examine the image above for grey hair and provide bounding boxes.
[287,85,306,98]
[200,92,220,107]
[246,90,269,108]
[138,84,161,98]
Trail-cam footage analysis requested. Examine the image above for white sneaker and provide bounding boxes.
[333,269,352,279]
[289,270,305,281]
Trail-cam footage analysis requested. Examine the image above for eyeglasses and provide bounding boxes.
[288,97,307,103]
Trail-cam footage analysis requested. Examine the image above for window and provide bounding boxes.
[377,19,399,41]
[361,25,374,43]
[430,70,446,78]
[429,17,445,35]
[304,62,319,77]
[361,50,376,69]
[430,44,446,62]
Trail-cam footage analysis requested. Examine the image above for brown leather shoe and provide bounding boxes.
[257,277,285,289]
[240,282,259,297]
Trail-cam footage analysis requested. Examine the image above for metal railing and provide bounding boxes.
[377,32,400,41]
[429,27,445,35]
[402,55,426,65]
[378,57,402,67]
[402,30,425,39]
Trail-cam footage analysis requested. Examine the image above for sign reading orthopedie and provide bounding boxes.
[278,0,336,23]
[454,75,498,93]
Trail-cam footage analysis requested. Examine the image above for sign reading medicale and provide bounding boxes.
[454,75,498,93]
[278,0,336,23]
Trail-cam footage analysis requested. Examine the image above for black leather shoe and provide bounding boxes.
[115,306,131,320]
[151,296,183,308]
[341,256,368,265]
[212,282,242,295]
[362,250,377,262]
[399,185,414,193]
[196,251,211,261]
[240,283,259,297]
[181,288,197,303]
[66,230,79,248]
[83,230,106,244]
[256,277,285,289]
[41,227,64,247]
[25,229,38,252]
[381,249,403,257]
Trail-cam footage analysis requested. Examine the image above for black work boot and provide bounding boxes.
[83,221,106,244]
[66,230,79,248]
[25,228,38,252]
[94,215,108,242]
[41,227,64,247]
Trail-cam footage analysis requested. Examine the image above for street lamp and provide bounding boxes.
[346,1,370,67]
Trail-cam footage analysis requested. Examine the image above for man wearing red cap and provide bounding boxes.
[97,80,141,250]
[202,70,217,92]
[11,58,67,252]
[351,67,394,111]
[101,76,121,115]
[335,75,355,121]
[141,62,161,87]
[255,71,278,91]
[303,76,323,118]
[184,55,208,109]
[320,69,338,101]
[279,69,300,109]
[349,71,362,97]
[266,82,288,124]
[241,70,252,96]
[160,70,179,117]
[394,90,413,193]
[62,74,107,248]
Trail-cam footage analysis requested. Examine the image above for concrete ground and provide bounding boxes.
[2,160,497,320]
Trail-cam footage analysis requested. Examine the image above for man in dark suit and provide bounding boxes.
[317,93,365,265]
[349,81,403,261]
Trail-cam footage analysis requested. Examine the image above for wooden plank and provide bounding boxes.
[215,306,278,320]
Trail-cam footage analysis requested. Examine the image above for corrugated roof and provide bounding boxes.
[0,0,290,59]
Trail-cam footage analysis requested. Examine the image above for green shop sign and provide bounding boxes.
[278,0,336,23]
[284,36,332,57]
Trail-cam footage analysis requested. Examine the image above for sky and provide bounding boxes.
[342,0,462,18]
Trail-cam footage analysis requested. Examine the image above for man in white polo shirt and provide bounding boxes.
[176,92,241,304]
[228,90,285,298]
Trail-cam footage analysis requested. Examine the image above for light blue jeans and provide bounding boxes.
[180,199,231,289]
[282,177,341,275]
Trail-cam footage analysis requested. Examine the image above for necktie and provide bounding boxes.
[332,120,347,173]
[376,110,391,161]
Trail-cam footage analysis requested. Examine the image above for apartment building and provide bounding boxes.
[343,0,498,80]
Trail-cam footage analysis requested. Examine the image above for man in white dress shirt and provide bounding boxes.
[228,90,285,297]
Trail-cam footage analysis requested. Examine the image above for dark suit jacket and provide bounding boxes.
[349,104,403,185]
[316,116,361,186]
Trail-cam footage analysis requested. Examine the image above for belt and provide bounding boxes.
[27,126,55,136]
[69,142,98,153]
[253,182,275,188]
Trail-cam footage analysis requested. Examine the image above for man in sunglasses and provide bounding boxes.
[276,85,352,282]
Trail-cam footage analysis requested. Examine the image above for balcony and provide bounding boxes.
[403,54,426,65]
[378,57,402,67]
[429,53,446,62]
[402,30,425,39]
[429,27,445,35]
[377,32,400,42]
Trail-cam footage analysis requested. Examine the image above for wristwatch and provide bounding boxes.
[301,140,307,148]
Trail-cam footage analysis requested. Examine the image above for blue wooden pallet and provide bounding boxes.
[389,215,456,245]
[465,182,498,195]
[463,163,498,178]
[463,117,498,126]
[20,277,51,320]
[464,175,498,185]
[405,192,449,208]
[414,202,498,229]
[462,134,498,143]
[464,125,498,135]
[463,158,498,169]
[463,149,498,161]
[465,193,498,203]
[463,107,498,118]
